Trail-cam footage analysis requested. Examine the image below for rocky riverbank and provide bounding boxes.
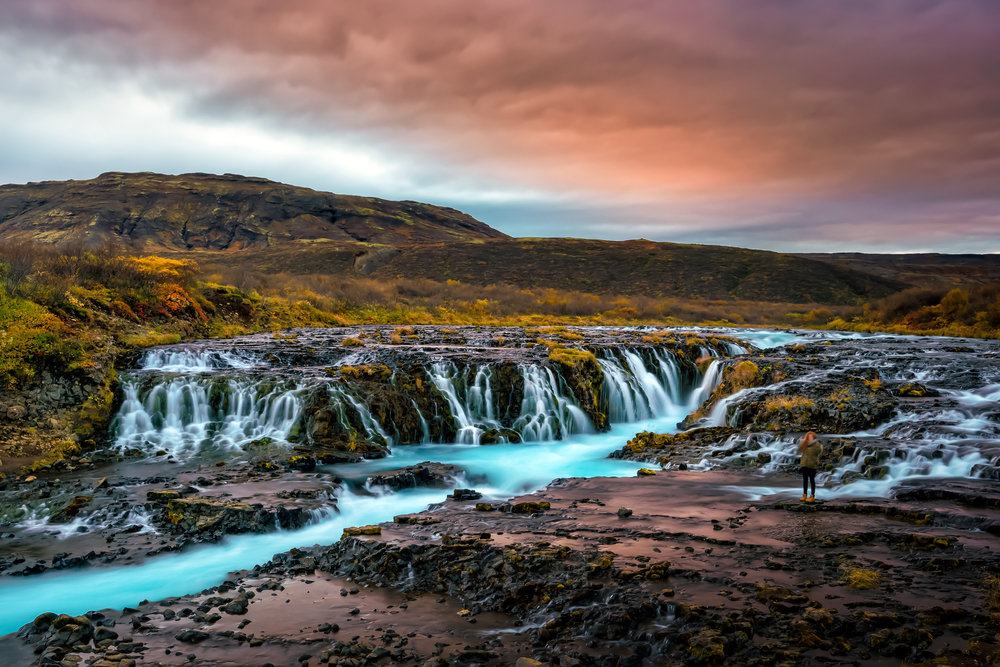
[9,468,1000,667]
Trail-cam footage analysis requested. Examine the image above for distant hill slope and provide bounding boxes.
[0,172,508,249]
[180,238,908,305]
[797,253,1000,290]
[374,239,908,304]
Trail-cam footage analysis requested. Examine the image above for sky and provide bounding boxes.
[1,0,998,253]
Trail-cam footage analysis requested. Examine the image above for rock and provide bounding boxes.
[755,585,807,604]
[221,595,249,614]
[366,463,462,491]
[637,468,657,476]
[685,628,727,664]
[916,606,966,625]
[511,502,550,514]
[285,455,316,472]
[853,611,903,628]
[617,507,633,518]
[6,405,26,420]
[94,627,119,642]
[342,525,382,537]
[802,608,834,627]
[146,490,182,502]
[93,477,109,490]
[972,464,1000,480]
[757,452,772,465]
[32,612,58,631]
[895,382,939,398]
[474,503,494,511]
[516,659,544,667]
[452,489,483,501]
[50,496,93,524]
[175,629,210,643]
[163,497,304,537]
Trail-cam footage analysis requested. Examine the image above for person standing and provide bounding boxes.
[798,431,822,502]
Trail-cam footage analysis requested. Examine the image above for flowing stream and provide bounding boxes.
[1,327,998,634]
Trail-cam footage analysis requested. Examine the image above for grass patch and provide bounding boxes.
[841,563,881,589]
[122,332,182,349]
[728,361,760,389]
[983,573,1000,610]
[763,395,814,412]
[342,337,365,347]
[549,346,597,369]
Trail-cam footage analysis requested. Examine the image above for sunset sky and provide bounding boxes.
[1,1,998,252]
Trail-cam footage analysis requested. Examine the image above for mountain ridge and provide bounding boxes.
[0,171,508,249]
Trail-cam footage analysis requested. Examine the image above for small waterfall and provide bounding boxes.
[141,349,260,372]
[412,400,431,444]
[621,350,674,416]
[424,362,595,443]
[512,366,593,441]
[598,356,652,422]
[689,359,725,413]
[114,378,304,458]
[326,383,394,446]
[597,348,712,423]
[428,362,504,444]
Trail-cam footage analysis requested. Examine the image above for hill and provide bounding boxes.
[0,172,507,249]
[796,253,1000,290]
[1,172,908,305]
[182,237,908,305]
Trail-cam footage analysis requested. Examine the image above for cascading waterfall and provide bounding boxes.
[141,348,260,372]
[690,360,725,413]
[115,344,728,457]
[512,365,592,441]
[326,383,394,446]
[421,350,713,444]
[427,362,504,444]
[113,378,303,458]
[598,348,700,423]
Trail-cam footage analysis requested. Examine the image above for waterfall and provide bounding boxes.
[114,378,303,458]
[597,348,715,423]
[116,343,729,456]
[512,366,593,441]
[141,348,260,372]
[326,383,394,446]
[689,359,725,413]
[598,356,652,423]
[427,362,504,444]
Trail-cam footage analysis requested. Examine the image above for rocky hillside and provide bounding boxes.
[0,172,508,250]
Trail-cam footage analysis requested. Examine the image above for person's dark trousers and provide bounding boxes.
[801,466,816,496]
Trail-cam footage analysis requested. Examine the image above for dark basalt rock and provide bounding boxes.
[366,463,463,492]
[156,497,308,542]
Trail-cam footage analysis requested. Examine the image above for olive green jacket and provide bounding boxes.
[800,441,823,469]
